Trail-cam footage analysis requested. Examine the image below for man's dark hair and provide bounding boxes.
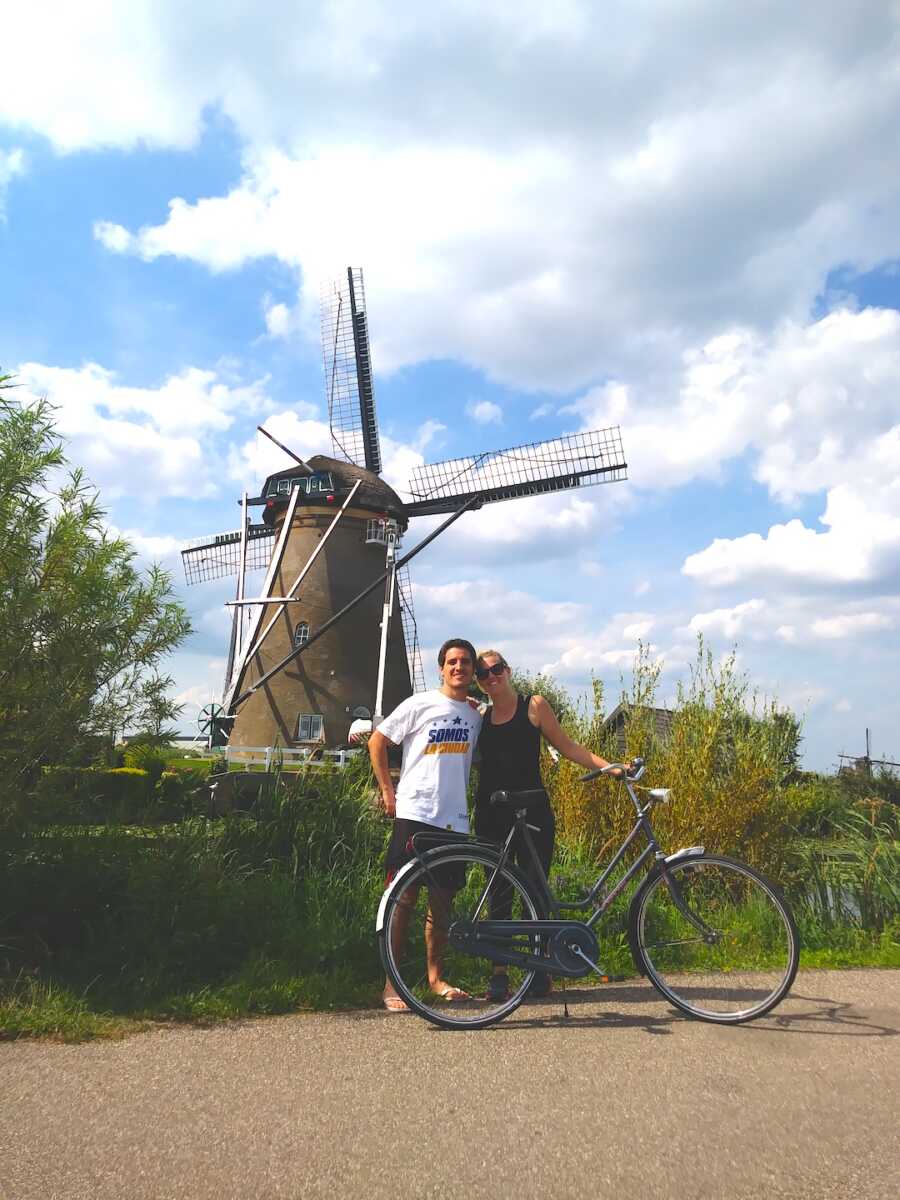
[437,637,477,668]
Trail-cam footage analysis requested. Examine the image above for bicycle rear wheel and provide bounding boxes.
[630,854,799,1023]
[378,846,542,1030]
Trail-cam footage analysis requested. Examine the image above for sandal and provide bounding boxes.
[434,985,470,1002]
[383,995,410,1012]
[486,973,510,1002]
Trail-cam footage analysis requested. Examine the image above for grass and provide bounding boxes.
[0,973,141,1042]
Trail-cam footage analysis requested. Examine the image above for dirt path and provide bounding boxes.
[2,969,898,1200]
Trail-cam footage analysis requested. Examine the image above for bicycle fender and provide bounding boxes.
[376,844,515,932]
[665,845,705,864]
[375,858,419,932]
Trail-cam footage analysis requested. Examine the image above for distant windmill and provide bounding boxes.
[181,268,628,752]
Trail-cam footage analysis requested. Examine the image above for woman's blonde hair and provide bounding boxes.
[476,648,508,668]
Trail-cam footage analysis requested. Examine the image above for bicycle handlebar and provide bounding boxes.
[489,788,547,808]
[579,756,645,784]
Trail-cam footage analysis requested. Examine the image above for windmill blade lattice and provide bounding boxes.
[396,565,426,693]
[181,525,275,585]
[320,268,382,474]
[405,426,627,517]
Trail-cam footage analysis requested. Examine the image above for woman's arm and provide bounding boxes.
[529,695,621,774]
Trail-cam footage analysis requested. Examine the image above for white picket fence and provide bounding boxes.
[224,745,362,771]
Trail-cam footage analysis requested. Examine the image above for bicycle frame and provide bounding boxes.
[483,774,666,927]
[409,771,718,971]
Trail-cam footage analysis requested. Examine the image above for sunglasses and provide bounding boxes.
[475,662,507,680]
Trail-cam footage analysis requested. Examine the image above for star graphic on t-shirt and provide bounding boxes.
[452,716,462,725]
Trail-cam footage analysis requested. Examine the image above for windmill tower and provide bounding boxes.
[181,268,628,752]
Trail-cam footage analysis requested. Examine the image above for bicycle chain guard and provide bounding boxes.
[449,919,601,978]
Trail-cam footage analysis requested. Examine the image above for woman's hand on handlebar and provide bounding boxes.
[579,758,639,783]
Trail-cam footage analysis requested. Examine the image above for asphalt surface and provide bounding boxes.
[2,969,898,1200]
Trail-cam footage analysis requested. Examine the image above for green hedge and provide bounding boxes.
[32,766,151,824]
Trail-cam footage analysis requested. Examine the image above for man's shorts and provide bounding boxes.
[384,818,467,891]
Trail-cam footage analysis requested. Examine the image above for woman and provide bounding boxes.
[474,649,621,1001]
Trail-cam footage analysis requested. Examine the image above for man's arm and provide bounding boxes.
[368,729,398,816]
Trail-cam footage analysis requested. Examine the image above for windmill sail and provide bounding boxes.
[181,524,275,585]
[396,565,427,693]
[404,426,627,517]
[320,267,382,474]
[408,427,628,516]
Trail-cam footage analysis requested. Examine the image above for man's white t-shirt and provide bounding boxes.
[377,689,482,833]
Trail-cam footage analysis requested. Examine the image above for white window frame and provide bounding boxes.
[297,713,325,742]
[293,621,310,648]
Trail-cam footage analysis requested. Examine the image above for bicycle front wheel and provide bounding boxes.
[630,854,799,1023]
[378,846,542,1030]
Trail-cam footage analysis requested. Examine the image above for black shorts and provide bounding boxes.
[384,818,467,891]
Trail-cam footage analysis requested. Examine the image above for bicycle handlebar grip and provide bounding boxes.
[580,756,646,783]
[489,788,546,807]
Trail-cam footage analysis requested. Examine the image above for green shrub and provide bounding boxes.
[31,765,150,824]
[123,743,167,783]
[548,642,800,875]
[0,760,388,1011]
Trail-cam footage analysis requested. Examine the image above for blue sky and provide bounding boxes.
[2,1,900,769]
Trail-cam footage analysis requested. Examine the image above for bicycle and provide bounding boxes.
[376,758,799,1029]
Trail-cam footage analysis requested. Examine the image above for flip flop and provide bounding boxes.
[434,985,471,1002]
[382,996,410,1012]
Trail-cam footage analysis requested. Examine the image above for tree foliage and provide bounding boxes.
[0,377,191,815]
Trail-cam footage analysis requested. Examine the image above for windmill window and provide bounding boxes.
[306,472,334,493]
[297,713,325,742]
[276,478,291,496]
[293,621,310,648]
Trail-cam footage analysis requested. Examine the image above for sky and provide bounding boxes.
[2,0,899,770]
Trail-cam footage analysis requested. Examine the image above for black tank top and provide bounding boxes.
[475,693,546,806]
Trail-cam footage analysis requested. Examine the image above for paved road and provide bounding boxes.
[2,970,898,1200]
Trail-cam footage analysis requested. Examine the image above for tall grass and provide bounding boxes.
[0,755,389,1032]
[548,641,800,875]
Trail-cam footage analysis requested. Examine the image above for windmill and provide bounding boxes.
[181,268,628,753]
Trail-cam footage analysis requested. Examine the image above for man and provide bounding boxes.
[369,637,481,1011]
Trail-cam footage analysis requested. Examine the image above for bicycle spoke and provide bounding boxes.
[633,855,798,1023]
[380,848,541,1030]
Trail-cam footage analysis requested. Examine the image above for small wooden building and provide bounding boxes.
[603,703,675,758]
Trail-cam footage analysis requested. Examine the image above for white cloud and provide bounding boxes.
[622,619,654,640]
[227,412,334,489]
[13,360,273,499]
[466,400,503,425]
[0,147,25,215]
[685,596,899,650]
[107,526,183,564]
[810,612,893,639]
[263,299,293,339]
[622,308,900,595]
[690,599,768,641]
[93,220,133,253]
[42,3,894,390]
